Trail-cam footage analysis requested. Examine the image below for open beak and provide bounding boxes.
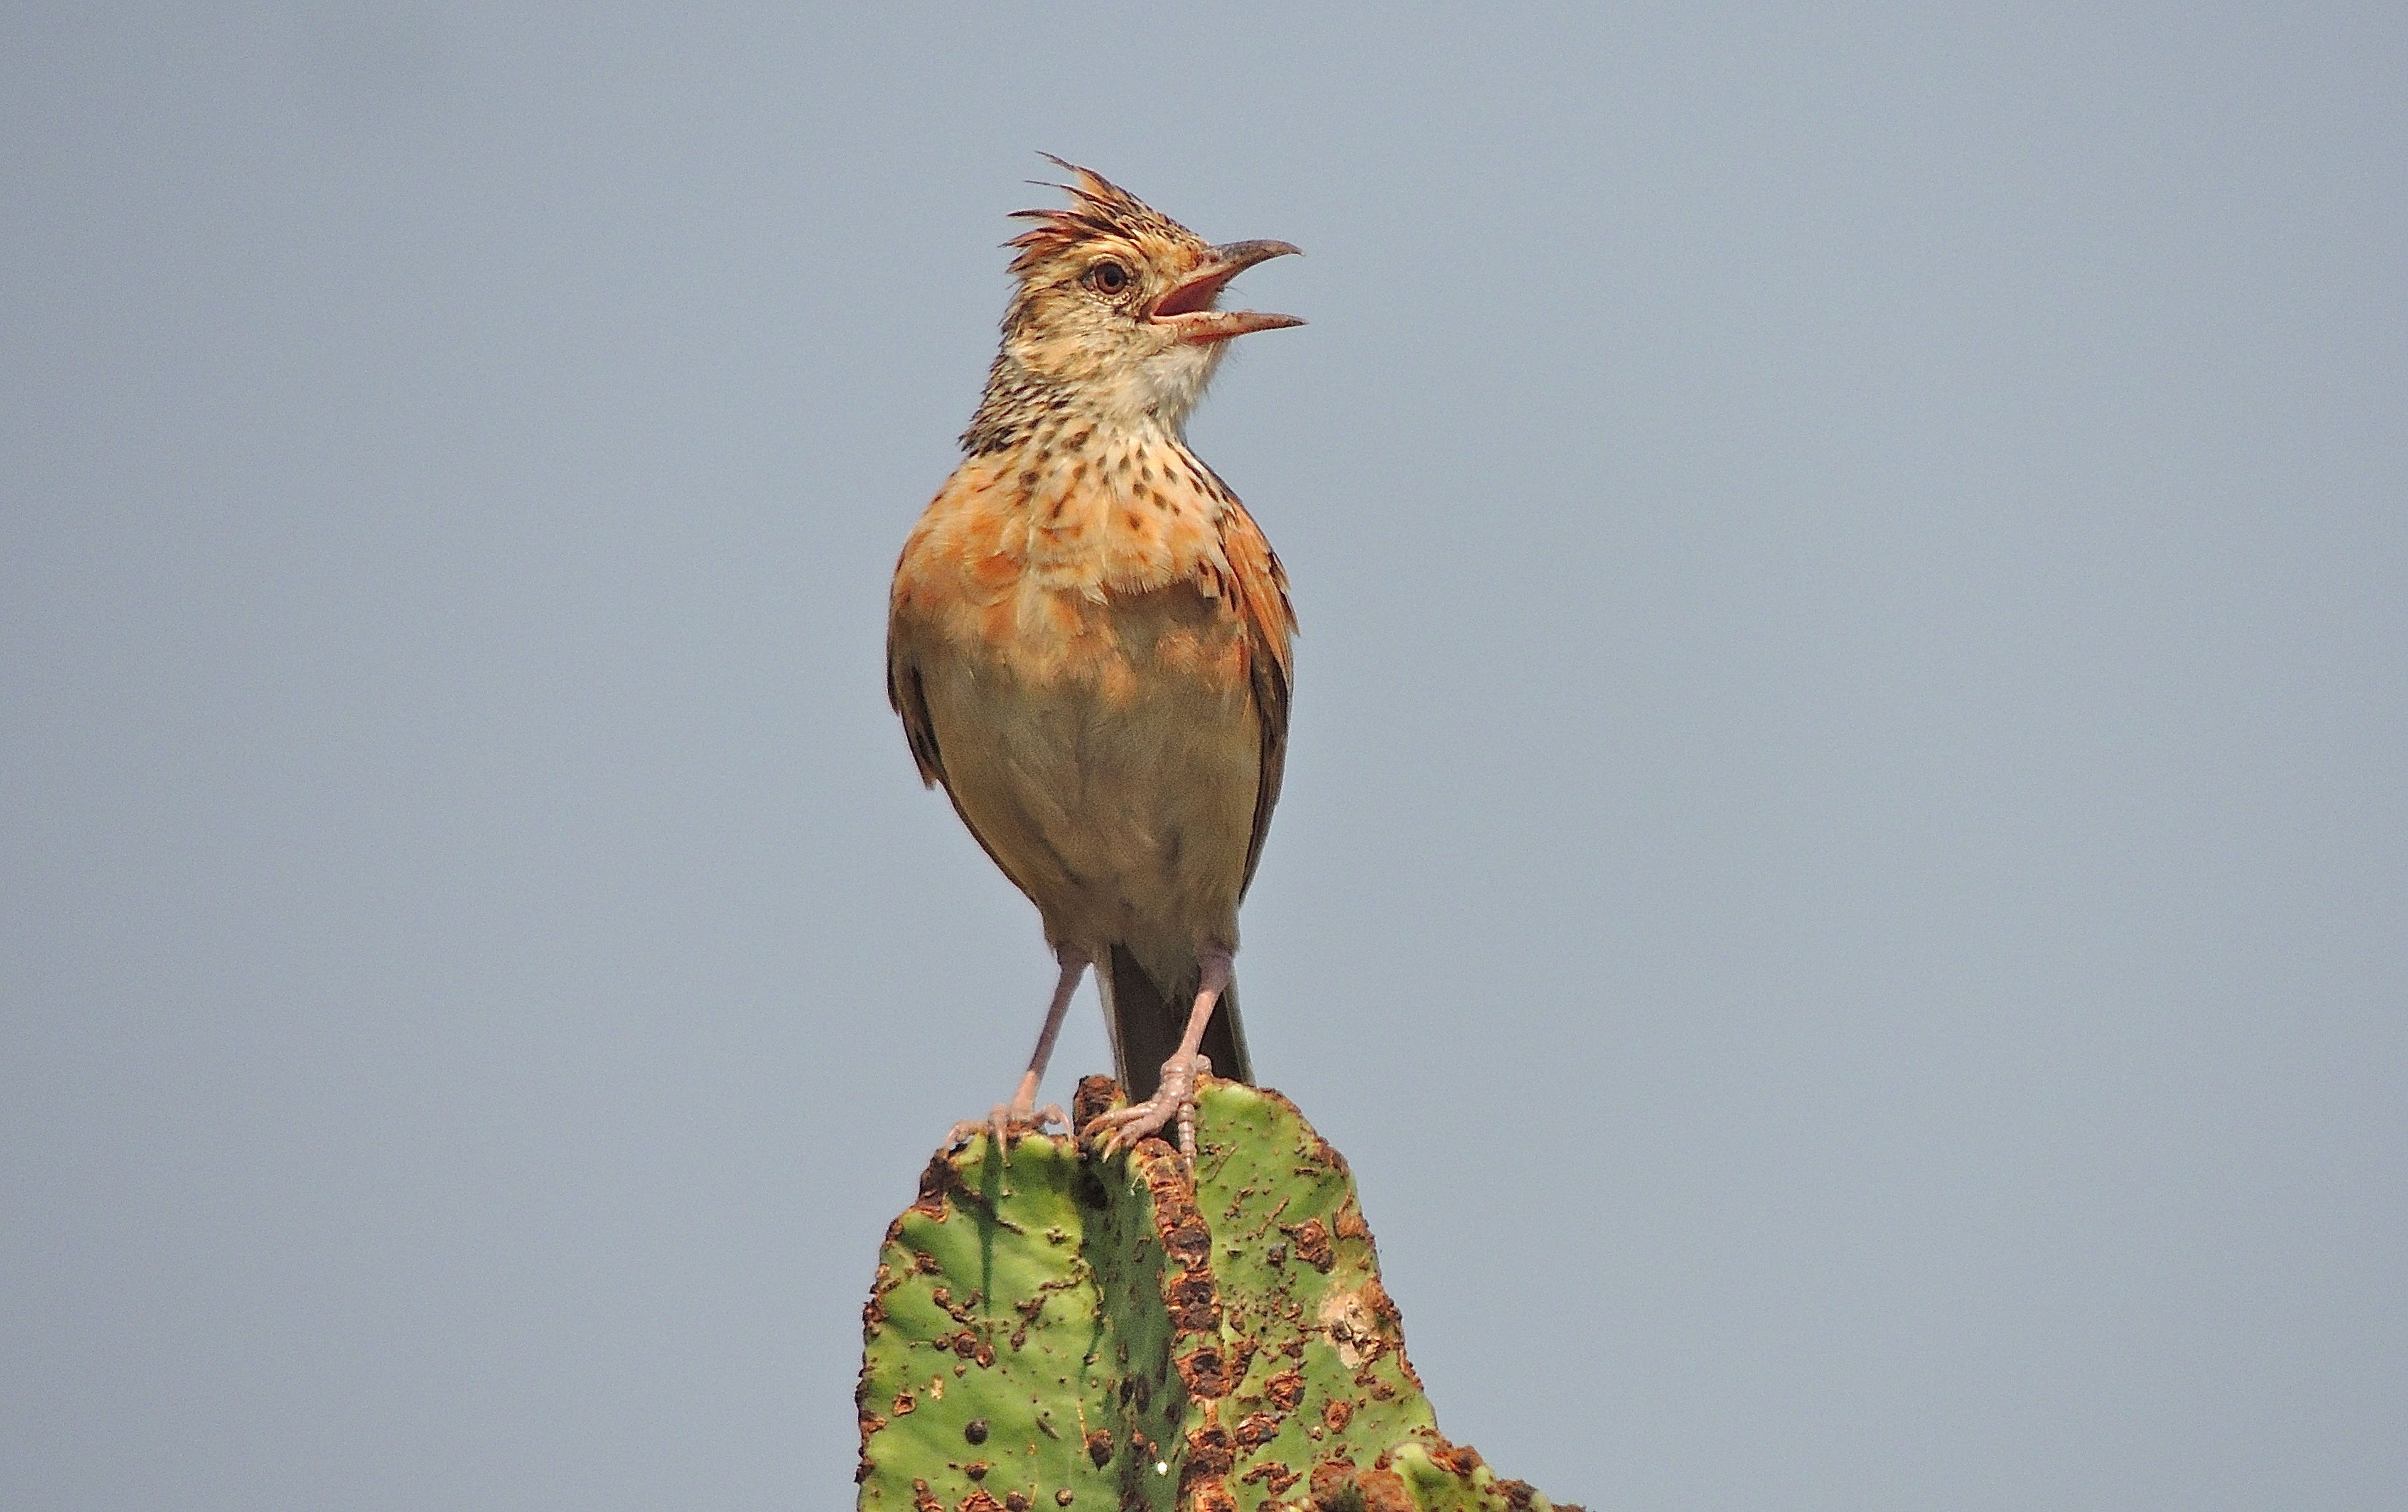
[1150,240,1304,344]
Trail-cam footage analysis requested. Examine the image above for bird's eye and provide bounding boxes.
[1086,260,1130,294]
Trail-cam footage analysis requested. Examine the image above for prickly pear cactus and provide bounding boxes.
[856,1077,1583,1511]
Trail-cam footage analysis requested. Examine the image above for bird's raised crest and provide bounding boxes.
[1003,154,1202,276]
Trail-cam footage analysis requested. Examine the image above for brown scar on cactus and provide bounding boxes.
[855,1077,1584,1511]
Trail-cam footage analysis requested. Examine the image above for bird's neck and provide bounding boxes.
[961,352,1199,459]
[959,356,1239,542]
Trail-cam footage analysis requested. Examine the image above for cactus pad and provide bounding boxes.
[856,1077,1581,1511]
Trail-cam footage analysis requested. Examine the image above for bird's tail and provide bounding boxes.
[1102,943,1252,1102]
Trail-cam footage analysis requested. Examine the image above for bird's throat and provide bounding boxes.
[962,335,1223,458]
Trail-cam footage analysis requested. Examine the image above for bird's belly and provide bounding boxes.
[920,649,1260,950]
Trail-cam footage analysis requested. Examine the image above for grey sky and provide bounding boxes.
[4,4,2403,1508]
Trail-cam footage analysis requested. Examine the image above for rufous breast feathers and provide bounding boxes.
[891,437,1292,701]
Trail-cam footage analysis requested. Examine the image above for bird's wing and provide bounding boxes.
[887,537,948,789]
[887,650,945,789]
[1220,502,1295,897]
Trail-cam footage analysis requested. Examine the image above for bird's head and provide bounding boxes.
[992,158,1301,432]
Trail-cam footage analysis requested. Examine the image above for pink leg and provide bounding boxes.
[951,945,1087,1156]
[1083,946,1232,1163]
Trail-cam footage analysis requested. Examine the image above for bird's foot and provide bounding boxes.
[1083,1054,1211,1164]
[947,1098,1068,1159]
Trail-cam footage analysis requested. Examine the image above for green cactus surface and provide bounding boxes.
[856,1077,1581,1511]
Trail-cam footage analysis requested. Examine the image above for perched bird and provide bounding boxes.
[886,160,1302,1159]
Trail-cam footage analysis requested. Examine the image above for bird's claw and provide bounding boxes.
[1081,1054,1210,1164]
[947,1100,1069,1159]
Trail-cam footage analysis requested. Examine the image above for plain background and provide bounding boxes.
[6,4,2403,1508]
